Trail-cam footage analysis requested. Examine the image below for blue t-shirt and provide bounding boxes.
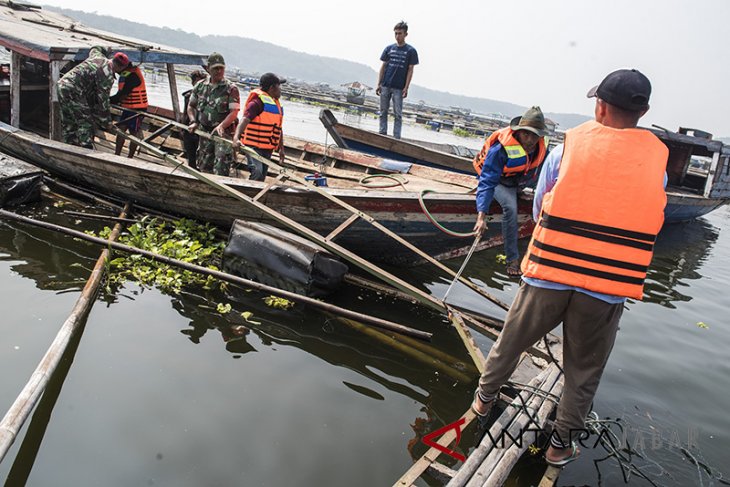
[380,43,419,90]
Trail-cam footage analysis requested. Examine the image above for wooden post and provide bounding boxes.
[703,151,721,198]
[10,51,20,128]
[166,64,181,122]
[49,61,61,140]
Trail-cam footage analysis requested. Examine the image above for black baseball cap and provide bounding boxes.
[587,69,651,111]
[260,73,286,91]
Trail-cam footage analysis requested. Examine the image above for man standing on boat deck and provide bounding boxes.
[376,21,418,139]
[187,53,240,176]
[181,70,208,169]
[233,73,286,181]
[472,107,550,277]
[470,69,668,468]
[56,46,129,148]
[110,53,148,158]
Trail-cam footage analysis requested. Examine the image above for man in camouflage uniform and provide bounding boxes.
[186,52,240,176]
[56,46,129,148]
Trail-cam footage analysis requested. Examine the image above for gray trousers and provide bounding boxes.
[477,282,623,444]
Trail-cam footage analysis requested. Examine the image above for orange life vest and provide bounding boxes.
[241,89,283,150]
[521,120,668,299]
[118,66,148,109]
[472,127,547,176]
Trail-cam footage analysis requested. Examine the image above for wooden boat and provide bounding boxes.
[320,108,476,174]
[655,126,730,222]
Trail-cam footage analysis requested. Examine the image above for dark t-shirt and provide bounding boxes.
[379,43,419,90]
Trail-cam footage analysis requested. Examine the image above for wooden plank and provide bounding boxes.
[49,60,61,140]
[538,466,561,487]
[426,463,457,484]
[143,122,174,143]
[252,173,289,202]
[448,309,486,374]
[393,409,478,487]
[325,213,359,241]
[10,51,20,128]
[704,151,721,198]
[166,64,181,122]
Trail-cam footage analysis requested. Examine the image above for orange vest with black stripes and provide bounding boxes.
[118,66,148,109]
[472,127,547,176]
[521,120,668,299]
[241,89,283,150]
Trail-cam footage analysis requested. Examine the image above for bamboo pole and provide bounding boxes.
[337,318,472,383]
[0,203,131,464]
[0,209,432,341]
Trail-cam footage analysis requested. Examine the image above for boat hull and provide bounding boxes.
[0,122,532,265]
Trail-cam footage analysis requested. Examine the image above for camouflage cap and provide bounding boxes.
[207,52,225,69]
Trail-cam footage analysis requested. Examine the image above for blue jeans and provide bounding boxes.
[246,147,272,181]
[379,86,404,139]
[494,184,519,262]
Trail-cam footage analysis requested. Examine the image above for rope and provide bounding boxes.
[418,189,477,238]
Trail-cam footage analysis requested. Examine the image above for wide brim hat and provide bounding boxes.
[510,106,549,137]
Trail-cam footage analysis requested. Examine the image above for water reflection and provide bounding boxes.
[643,219,720,308]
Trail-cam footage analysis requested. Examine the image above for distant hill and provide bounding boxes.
[45,6,590,129]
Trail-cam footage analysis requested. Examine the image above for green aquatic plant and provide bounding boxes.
[452,127,477,138]
[263,295,295,310]
[495,254,507,264]
[696,322,709,329]
[93,217,224,294]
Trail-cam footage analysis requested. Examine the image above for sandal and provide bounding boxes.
[506,260,522,277]
[470,390,494,418]
[545,442,580,467]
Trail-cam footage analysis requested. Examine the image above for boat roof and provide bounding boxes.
[0,2,206,65]
[649,127,730,157]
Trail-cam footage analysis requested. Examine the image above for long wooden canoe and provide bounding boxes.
[0,121,534,265]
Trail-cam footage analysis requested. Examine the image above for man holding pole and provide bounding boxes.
[471,69,668,467]
[186,53,240,176]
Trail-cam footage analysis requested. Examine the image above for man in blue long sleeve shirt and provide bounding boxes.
[473,106,550,276]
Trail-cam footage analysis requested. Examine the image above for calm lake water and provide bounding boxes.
[1,83,728,486]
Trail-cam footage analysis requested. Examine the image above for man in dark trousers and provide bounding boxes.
[181,70,208,168]
[233,73,286,181]
[376,21,418,139]
[110,53,148,158]
[470,69,668,468]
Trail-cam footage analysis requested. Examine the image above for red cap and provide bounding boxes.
[113,52,130,68]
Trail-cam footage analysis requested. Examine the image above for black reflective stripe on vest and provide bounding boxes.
[541,213,656,252]
[528,255,645,285]
[533,240,649,273]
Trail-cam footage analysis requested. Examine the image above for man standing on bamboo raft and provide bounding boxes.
[56,46,129,148]
[186,52,240,176]
[470,69,668,467]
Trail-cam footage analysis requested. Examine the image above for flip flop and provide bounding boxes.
[545,442,580,467]
[505,260,522,277]
[470,390,493,418]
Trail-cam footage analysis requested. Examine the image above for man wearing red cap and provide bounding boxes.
[110,53,148,158]
[56,46,129,148]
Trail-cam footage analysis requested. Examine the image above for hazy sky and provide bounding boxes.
[44,0,730,135]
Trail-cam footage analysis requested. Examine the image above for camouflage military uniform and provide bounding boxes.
[189,78,240,176]
[56,47,116,148]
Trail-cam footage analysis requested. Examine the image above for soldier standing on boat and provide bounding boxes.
[110,53,148,158]
[470,69,668,468]
[181,70,208,168]
[376,21,418,139]
[186,53,240,176]
[472,107,550,277]
[56,46,129,148]
[233,73,286,181]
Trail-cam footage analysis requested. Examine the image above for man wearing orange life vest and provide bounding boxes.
[470,69,668,468]
[110,53,148,158]
[473,107,549,277]
[233,73,286,181]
